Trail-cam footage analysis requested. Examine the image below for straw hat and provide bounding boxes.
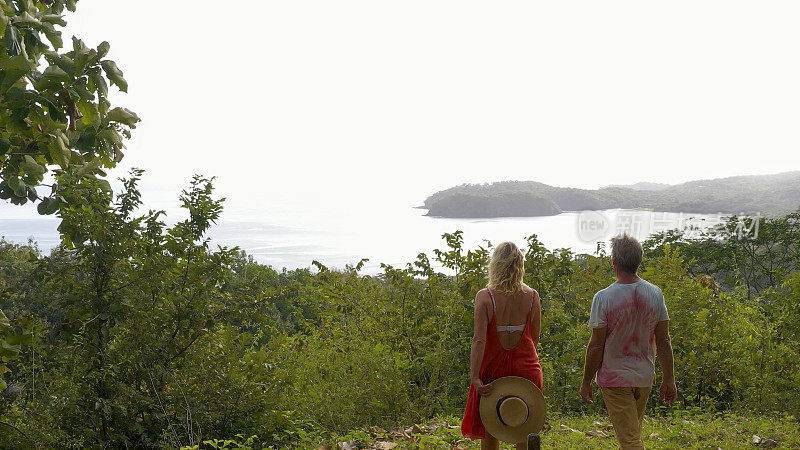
[479,376,546,443]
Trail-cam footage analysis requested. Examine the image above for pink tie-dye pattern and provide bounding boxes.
[596,287,661,387]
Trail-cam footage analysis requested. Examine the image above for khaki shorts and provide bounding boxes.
[601,386,652,450]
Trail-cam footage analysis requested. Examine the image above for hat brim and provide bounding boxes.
[479,376,546,444]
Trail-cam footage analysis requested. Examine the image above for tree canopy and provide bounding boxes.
[0,0,138,214]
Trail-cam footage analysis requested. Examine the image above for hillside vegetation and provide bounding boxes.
[423,171,800,218]
[1,171,799,448]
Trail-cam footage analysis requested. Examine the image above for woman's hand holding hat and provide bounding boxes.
[473,378,492,396]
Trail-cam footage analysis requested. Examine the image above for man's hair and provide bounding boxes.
[611,234,643,274]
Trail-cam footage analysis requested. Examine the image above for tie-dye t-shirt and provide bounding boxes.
[588,279,669,387]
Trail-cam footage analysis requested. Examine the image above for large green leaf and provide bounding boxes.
[14,11,41,30]
[97,40,110,59]
[100,59,127,92]
[0,54,34,93]
[73,47,91,74]
[72,78,92,100]
[0,310,10,333]
[0,340,20,359]
[42,63,71,82]
[98,178,112,194]
[48,132,71,167]
[3,23,21,55]
[37,196,58,214]
[75,128,96,151]
[52,54,76,77]
[20,154,46,178]
[88,68,107,97]
[106,107,140,127]
[97,128,122,147]
[77,99,100,127]
[5,332,33,345]
[40,21,62,49]
[41,13,67,27]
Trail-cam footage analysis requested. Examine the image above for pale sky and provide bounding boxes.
[15,1,800,211]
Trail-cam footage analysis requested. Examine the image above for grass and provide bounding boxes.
[323,412,800,449]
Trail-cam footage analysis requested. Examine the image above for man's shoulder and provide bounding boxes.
[637,279,664,296]
[592,283,618,301]
[595,281,620,295]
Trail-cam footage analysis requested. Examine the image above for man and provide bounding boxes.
[580,234,677,450]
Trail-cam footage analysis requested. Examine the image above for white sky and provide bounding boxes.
[52,0,800,210]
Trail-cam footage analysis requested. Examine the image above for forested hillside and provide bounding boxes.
[423,172,800,218]
[1,171,799,448]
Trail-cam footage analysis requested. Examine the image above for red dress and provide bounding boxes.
[461,288,543,440]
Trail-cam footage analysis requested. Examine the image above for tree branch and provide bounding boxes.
[0,421,34,446]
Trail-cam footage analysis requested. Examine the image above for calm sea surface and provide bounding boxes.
[0,198,721,274]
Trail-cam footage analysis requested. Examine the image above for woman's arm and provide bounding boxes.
[531,289,541,347]
[470,290,491,395]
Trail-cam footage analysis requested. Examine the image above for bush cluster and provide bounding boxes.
[1,173,799,448]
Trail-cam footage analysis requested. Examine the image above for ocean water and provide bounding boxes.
[0,198,722,274]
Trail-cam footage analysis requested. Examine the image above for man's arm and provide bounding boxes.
[654,320,677,404]
[580,326,606,404]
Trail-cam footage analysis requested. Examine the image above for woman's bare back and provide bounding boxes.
[487,285,536,350]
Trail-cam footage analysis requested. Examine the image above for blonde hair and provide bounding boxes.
[487,241,525,296]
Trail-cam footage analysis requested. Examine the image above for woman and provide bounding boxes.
[461,241,543,450]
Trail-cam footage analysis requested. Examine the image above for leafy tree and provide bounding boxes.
[0,0,138,212]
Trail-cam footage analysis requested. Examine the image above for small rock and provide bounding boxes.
[591,421,614,431]
[585,429,609,438]
[315,446,332,450]
[338,441,358,450]
[372,442,398,450]
[752,435,779,448]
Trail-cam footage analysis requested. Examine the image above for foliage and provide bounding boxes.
[0,0,138,211]
[1,177,800,447]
